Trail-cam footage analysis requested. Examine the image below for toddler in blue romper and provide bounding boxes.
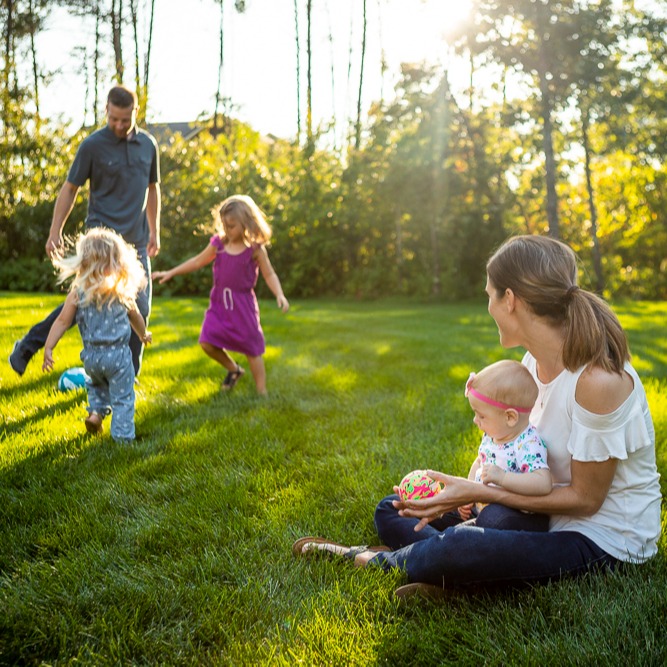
[78,293,137,440]
[42,227,151,441]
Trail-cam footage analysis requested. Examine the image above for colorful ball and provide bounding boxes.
[398,470,443,501]
[58,367,90,392]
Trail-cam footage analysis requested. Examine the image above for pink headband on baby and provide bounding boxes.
[465,373,532,414]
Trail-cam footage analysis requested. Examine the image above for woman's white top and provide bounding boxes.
[523,352,661,563]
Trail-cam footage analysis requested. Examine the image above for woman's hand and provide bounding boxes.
[393,471,479,532]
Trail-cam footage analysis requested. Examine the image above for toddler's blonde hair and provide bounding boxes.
[52,227,147,310]
[470,360,538,413]
[213,194,272,246]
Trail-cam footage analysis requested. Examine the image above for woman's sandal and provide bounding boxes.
[222,364,244,391]
[291,536,391,564]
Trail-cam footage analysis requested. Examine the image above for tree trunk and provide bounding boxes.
[28,0,40,130]
[581,106,605,293]
[77,44,91,124]
[377,0,386,105]
[130,0,141,109]
[538,72,559,238]
[306,0,312,145]
[293,0,301,142]
[143,0,155,114]
[214,0,224,133]
[111,0,124,83]
[354,0,367,150]
[3,0,12,94]
[94,0,100,122]
[535,4,559,238]
[324,0,336,149]
[2,0,16,209]
[345,10,353,144]
[429,77,449,298]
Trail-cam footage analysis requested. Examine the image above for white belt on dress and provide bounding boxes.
[222,287,234,310]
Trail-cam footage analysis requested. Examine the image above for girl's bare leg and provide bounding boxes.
[246,355,266,395]
[200,342,237,373]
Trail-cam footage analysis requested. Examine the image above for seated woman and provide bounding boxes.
[293,235,662,597]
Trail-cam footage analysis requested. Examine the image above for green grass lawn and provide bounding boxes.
[1,292,666,665]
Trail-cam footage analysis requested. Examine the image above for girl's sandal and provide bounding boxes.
[222,365,244,391]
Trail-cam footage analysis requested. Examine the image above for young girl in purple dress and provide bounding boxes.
[153,195,289,395]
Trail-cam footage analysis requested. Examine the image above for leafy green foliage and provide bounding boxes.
[2,2,667,299]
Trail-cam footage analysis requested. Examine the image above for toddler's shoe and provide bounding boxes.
[85,411,104,434]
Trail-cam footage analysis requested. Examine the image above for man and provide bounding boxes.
[9,85,161,377]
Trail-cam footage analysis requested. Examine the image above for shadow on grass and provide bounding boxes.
[1,389,88,436]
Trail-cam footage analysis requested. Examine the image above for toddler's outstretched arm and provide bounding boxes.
[42,291,78,372]
[256,246,289,312]
[152,244,216,284]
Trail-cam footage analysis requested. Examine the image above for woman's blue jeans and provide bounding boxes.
[372,494,619,589]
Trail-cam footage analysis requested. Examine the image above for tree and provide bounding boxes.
[470,0,587,238]
[354,0,367,150]
[565,0,622,293]
[213,0,225,133]
[305,0,312,144]
[293,0,301,141]
[110,0,123,82]
[143,0,155,115]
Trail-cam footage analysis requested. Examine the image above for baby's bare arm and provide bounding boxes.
[481,464,552,496]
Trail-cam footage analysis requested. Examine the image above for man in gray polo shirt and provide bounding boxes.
[9,85,161,377]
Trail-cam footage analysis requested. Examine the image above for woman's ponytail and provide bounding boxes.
[488,235,629,373]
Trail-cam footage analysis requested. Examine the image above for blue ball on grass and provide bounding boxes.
[58,367,90,392]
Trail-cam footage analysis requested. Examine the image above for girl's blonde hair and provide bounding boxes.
[53,227,147,310]
[470,360,538,413]
[486,235,629,374]
[213,194,272,246]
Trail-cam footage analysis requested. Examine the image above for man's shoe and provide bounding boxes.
[9,340,31,376]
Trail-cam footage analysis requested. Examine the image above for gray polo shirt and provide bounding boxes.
[67,126,160,247]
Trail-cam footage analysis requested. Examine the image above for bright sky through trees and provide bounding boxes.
[34,0,474,141]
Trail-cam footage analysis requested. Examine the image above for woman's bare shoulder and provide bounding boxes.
[575,365,633,414]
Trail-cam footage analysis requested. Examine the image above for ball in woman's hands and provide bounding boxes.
[398,470,444,500]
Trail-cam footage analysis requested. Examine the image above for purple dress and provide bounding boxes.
[199,235,265,356]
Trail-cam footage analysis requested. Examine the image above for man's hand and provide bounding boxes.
[147,234,160,258]
[45,234,63,258]
[47,181,79,258]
